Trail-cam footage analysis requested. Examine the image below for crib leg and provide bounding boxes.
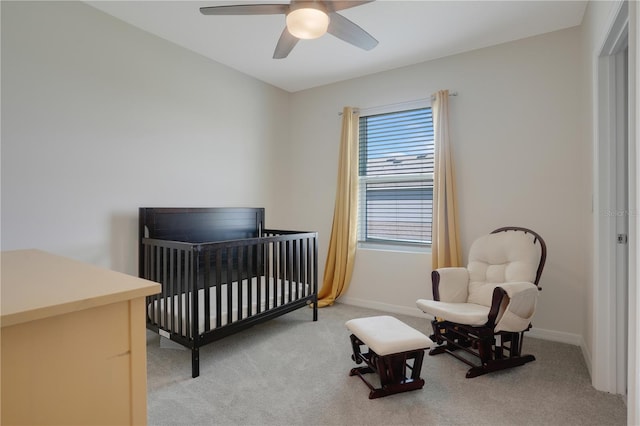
[192,347,200,378]
[313,299,318,322]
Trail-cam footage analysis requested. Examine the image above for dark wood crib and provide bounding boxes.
[139,207,318,378]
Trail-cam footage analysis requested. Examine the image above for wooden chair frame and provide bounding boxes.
[429,227,547,378]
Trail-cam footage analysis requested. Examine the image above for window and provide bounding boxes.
[358,104,434,247]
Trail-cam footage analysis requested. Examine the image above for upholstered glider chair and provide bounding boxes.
[416,227,547,378]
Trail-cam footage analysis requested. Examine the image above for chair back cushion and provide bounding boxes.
[466,231,541,307]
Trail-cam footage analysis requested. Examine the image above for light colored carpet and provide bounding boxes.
[146,303,626,426]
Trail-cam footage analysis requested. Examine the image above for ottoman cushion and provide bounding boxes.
[346,315,432,356]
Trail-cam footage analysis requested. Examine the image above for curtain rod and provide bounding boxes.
[338,91,458,115]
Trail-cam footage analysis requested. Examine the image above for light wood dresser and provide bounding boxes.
[1,249,160,425]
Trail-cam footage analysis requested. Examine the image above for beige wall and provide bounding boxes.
[285,27,589,340]
[1,1,290,272]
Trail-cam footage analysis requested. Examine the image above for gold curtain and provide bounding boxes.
[431,90,462,269]
[317,107,359,307]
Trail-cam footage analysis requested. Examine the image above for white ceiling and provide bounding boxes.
[86,0,588,93]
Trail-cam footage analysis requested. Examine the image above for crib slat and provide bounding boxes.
[284,240,289,304]
[247,244,254,317]
[266,241,272,311]
[298,238,305,298]
[276,240,281,308]
[203,249,211,333]
[237,246,244,321]
[293,239,299,300]
[275,240,281,308]
[308,236,313,297]
[184,248,190,339]
[257,242,263,314]
[167,248,173,333]
[145,242,155,328]
[191,247,199,342]
[282,239,287,304]
[184,249,189,339]
[313,234,318,320]
[287,239,293,303]
[176,248,183,337]
[277,240,282,308]
[162,247,168,333]
[226,246,233,325]
[215,249,222,329]
[302,237,306,297]
[153,245,160,327]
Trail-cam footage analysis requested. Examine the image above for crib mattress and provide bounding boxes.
[148,276,308,336]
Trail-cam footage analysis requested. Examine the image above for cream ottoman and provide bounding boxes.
[346,315,433,399]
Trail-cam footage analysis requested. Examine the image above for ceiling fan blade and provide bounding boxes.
[326,1,374,13]
[273,27,299,59]
[327,12,378,51]
[200,4,289,15]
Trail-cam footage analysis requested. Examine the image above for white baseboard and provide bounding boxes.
[580,337,593,376]
[527,327,582,346]
[339,297,589,356]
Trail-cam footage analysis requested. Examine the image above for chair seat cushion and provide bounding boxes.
[416,299,490,326]
[345,315,432,356]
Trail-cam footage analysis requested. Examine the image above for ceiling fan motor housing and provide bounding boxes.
[286,2,330,40]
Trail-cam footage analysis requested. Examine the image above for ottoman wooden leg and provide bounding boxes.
[348,336,427,399]
[346,316,432,399]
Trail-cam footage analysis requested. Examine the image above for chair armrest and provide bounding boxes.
[492,282,539,332]
[432,268,469,302]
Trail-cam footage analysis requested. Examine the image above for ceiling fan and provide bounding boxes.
[200,1,378,59]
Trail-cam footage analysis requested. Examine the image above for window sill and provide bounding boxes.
[357,241,431,254]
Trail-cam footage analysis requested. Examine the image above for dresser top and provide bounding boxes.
[1,249,160,327]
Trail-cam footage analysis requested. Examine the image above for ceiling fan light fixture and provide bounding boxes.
[286,8,329,39]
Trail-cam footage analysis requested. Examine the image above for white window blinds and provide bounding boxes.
[358,107,434,245]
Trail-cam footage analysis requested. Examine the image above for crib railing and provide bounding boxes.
[142,230,318,341]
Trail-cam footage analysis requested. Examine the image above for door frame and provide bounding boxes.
[592,0,629,396]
